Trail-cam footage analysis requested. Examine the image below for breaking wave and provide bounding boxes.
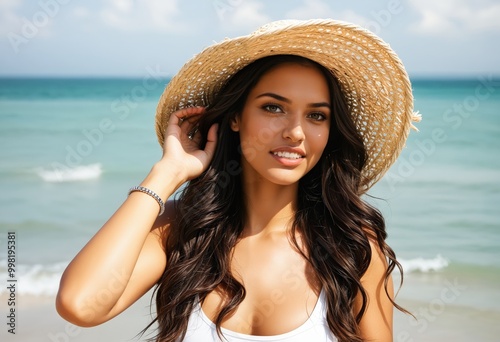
[36,163,102,182]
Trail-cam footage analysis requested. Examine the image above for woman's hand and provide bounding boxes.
[159,106,218,182]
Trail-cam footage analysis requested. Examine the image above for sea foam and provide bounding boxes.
[399,255,449,273]
[0,255,450,297]
[36,163,102,182]
[0,261,68,296]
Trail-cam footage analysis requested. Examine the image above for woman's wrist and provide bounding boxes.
[140,161,187,201]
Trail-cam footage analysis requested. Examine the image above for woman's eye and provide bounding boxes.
[263,104,283,113]
[308,112,327,121]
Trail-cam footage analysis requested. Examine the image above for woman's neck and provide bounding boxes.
[241,178,298,238]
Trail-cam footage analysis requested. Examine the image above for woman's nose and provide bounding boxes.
[283,117,305,142]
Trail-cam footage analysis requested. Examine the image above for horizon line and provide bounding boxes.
[0,74,499,81]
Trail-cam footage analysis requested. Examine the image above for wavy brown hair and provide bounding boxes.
[146,55,405,342]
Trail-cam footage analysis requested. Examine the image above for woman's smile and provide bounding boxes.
[270,147,306,166]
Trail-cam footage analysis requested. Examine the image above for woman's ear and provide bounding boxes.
[230,116,240,132]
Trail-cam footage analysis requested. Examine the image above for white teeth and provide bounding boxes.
[273,151,303,159]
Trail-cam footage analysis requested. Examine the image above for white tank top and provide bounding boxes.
[181,289,338,342]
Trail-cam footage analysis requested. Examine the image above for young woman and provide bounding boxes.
[56,20,419,342]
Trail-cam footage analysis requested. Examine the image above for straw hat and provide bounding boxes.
[155,19,420,191]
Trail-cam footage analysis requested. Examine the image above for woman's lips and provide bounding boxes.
[270,148,305,166]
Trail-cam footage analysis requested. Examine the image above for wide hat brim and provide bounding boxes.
[155,19,419,192]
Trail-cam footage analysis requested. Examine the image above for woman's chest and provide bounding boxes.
[202,236,321,335]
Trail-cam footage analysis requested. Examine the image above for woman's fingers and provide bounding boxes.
[166,107,205,146]
[203,123,219,160]
[162,107,217,170]
[170,106,205,126]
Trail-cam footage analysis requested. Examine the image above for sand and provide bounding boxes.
[1,292,156,342]
[2,293,499,341]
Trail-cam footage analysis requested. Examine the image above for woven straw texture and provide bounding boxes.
[155,19,419,191]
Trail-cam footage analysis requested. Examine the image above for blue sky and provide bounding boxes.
[1,0,499,78]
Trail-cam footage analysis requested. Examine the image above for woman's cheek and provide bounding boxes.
[239,140,257,162]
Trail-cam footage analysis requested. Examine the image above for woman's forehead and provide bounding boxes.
[248,63,331,104]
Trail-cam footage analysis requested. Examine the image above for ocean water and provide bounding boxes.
[0,77,499,319]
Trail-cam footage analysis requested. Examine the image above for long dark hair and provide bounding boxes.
[147,55,405,342]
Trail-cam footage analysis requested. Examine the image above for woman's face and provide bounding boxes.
[231,62,331,186]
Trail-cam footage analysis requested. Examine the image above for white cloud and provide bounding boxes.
[1,0,57,47]
[100,0,186,32]
[409,0,500,35]
[0,0,23,35]
[72,6,90,18]
[218,0,271,31]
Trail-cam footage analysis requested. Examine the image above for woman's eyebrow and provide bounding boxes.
[255,92,331,109]
[255,92,290,103]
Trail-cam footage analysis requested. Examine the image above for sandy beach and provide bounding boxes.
[394,299,500,341]
[1,291,155,342]
[2,289,499,342]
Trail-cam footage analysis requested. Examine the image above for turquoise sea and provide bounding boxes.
[0,77,499,337]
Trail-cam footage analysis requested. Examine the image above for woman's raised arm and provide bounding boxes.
[56,107,218,326]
